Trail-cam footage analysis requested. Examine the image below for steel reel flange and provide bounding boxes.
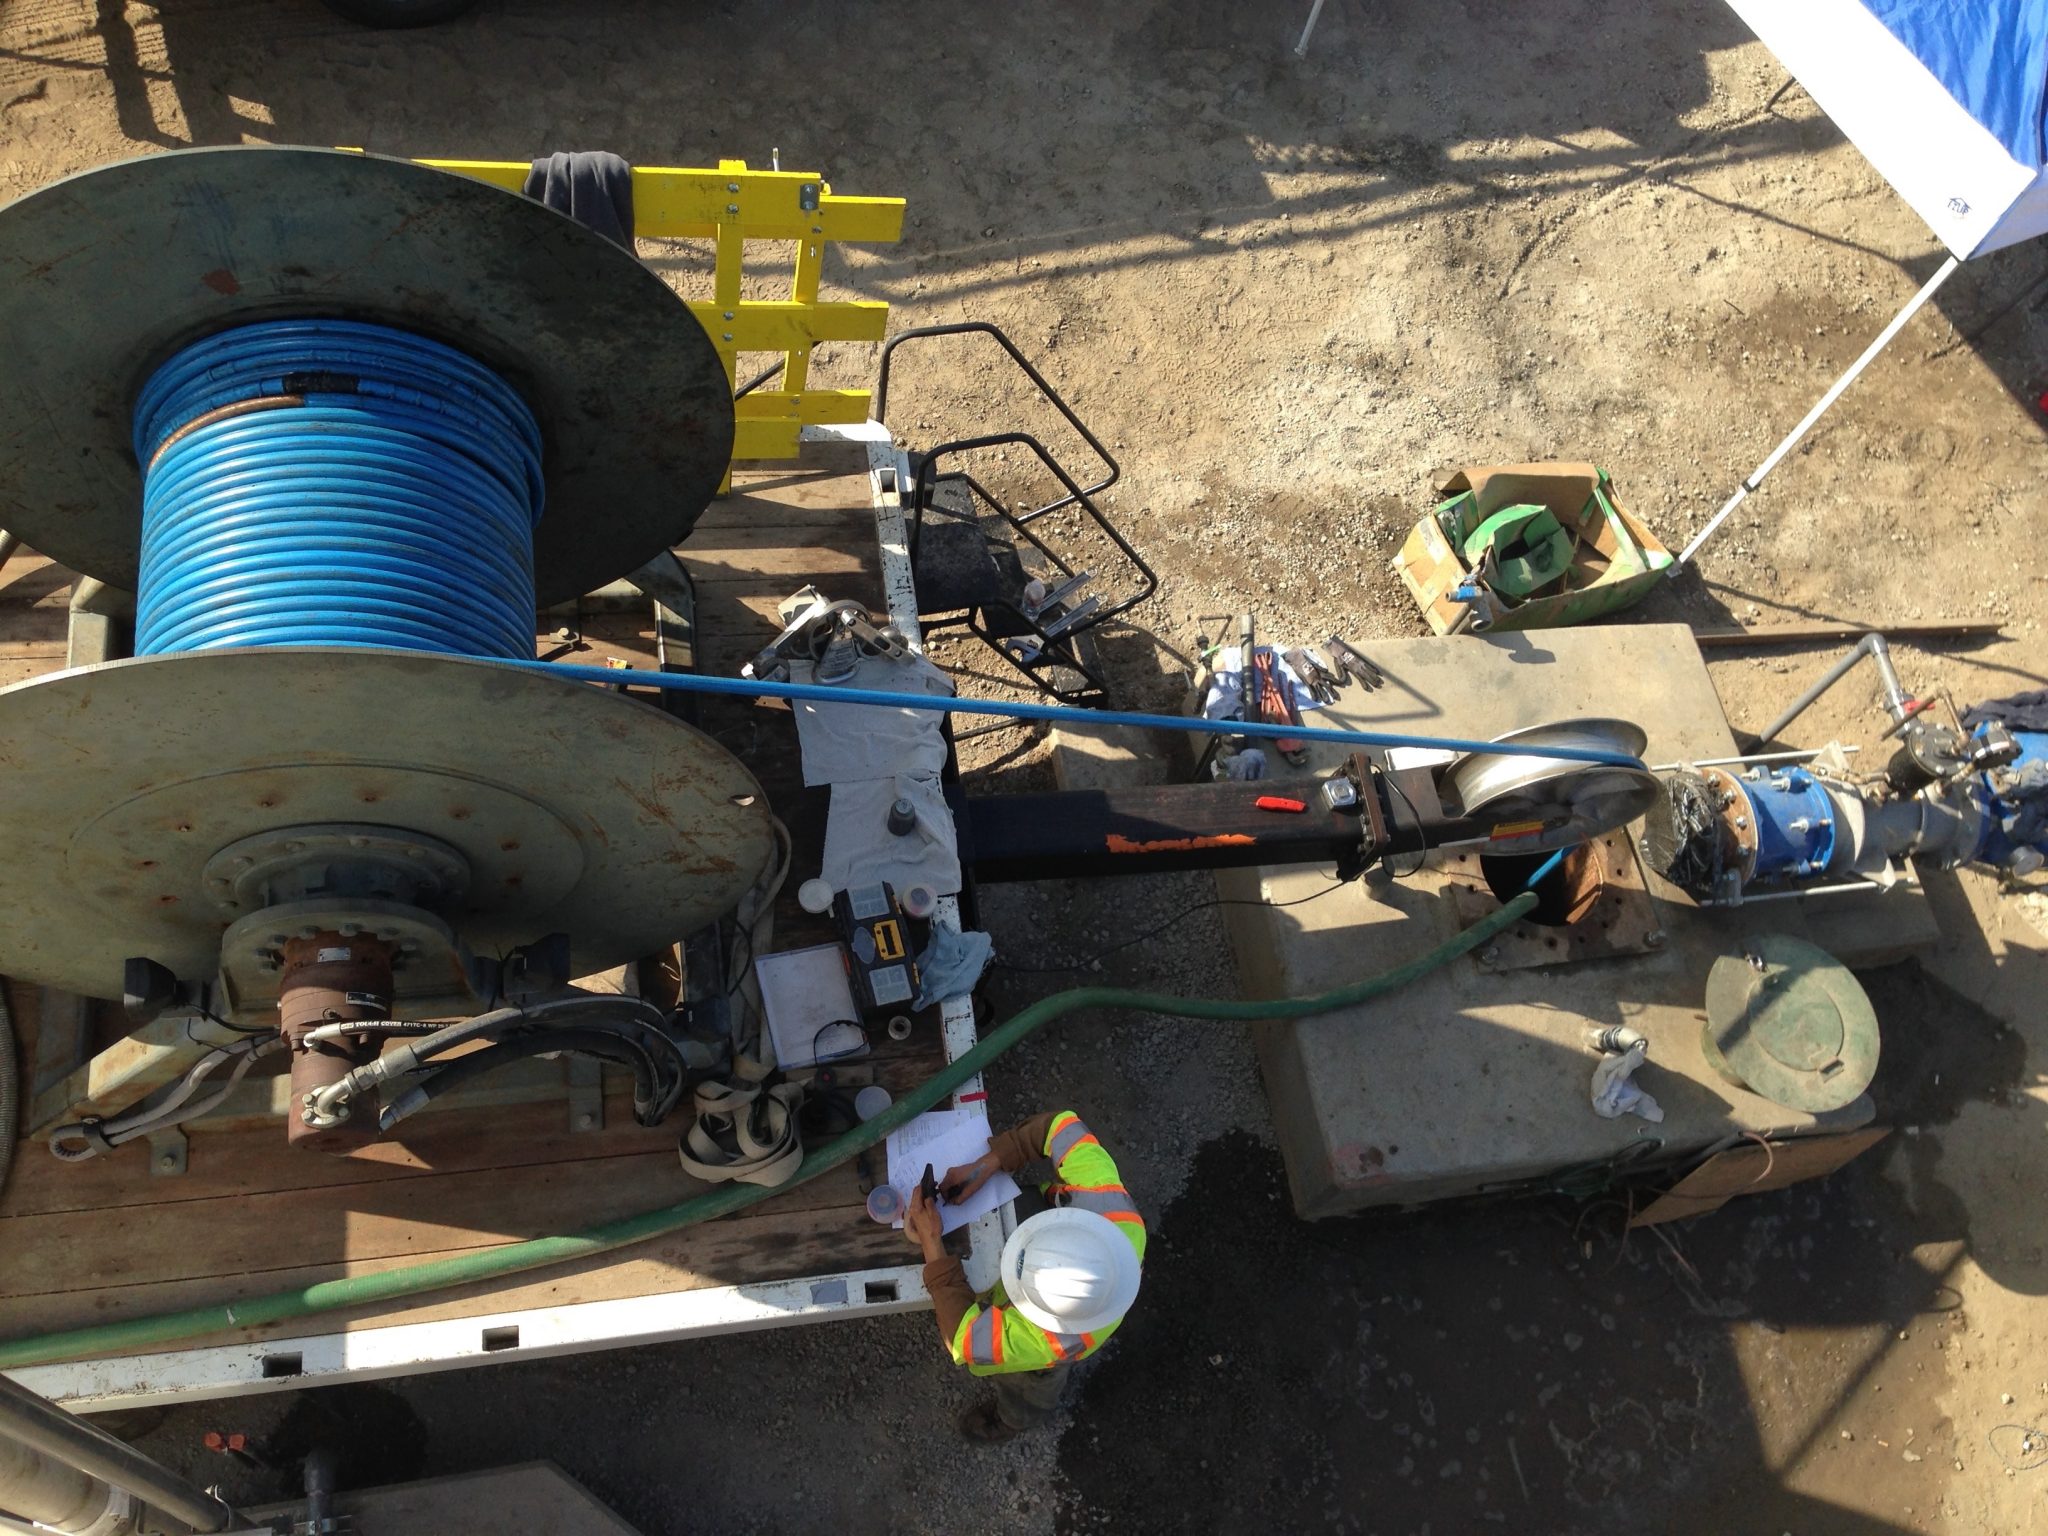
[0,647,775,1001]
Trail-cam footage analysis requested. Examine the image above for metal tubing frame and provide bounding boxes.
[419,155,907,467]
[1648,746,1859,773]
[872,321,1154,701]
[1294,0,1329,56]
[1700,880,1882,907]
[874,321,1121,510]
[1758,632,1909,744]
[0,1374,231,1531]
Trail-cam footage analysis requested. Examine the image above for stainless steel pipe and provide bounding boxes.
[0,1375,232,1533]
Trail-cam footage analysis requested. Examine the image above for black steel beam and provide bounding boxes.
[958,771,1476,882]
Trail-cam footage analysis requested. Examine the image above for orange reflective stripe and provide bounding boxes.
[1046,1328,1098,1359]
[1047,1116,1095,1161]
[1044,1111,1081,1156]
[1102,1209,1146,1225]
[1059,1183,1128,1194]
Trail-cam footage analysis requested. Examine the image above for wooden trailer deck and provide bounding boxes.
[0,435,982,1400]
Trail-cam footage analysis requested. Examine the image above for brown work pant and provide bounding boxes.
[993,1361,1071,1429]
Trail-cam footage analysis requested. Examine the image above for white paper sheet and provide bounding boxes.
[884,1106,1021,1234]
[754,944,863,1069]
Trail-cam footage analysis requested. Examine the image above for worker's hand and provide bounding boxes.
[941,1149,1002,1203]
[904,1183,946,1260]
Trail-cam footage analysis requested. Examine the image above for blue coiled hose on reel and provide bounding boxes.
[132,318,545,658]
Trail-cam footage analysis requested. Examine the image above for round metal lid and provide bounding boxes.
[0,649,774,1000]
[0,146,734,606]
[1703,934,1880,1112]
[1443,717,1658,854]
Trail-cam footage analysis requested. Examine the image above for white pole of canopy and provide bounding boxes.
[1673,253,1962,571]
[1293,0,1329,57]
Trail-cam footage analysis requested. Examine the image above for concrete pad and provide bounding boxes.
[1224,625,1929,1219]
[249,1462,639,1536]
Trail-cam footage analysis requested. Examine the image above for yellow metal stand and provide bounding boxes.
[420,157,906,472]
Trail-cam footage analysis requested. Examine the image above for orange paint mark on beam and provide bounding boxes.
[1105,832,1257,855]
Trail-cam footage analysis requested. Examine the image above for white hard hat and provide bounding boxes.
[999,1207,1142,1336]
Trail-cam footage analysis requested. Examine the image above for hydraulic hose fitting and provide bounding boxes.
[281,931,395,1153]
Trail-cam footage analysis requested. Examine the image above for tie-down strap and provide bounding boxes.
[677,1078,807,1187]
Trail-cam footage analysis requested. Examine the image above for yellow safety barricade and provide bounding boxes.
[418,156,905,471]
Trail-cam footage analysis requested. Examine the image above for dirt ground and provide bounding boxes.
[4,0,2048,1532]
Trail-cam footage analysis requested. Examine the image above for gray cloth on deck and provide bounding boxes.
[791,653,955,788]
[912,923,992,1009]
[820,774,961,897]
[523,151,635,248]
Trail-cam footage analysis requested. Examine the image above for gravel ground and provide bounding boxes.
[4,0,2047,1531]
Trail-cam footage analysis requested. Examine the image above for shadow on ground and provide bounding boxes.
[1055,962,2024,1536]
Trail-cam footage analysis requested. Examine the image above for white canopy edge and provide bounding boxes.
[1728,0,2045,257]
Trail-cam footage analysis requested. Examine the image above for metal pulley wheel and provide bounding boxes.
[1442,718,1658,854]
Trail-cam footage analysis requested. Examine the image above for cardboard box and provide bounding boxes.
[1392,462,1673,634]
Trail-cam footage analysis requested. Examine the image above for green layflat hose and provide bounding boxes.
[0,889,1538,1371]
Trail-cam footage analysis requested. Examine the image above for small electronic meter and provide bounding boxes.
[832,882,921,1014]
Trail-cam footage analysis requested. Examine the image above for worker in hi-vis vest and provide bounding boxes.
[904,1108,1145,1441]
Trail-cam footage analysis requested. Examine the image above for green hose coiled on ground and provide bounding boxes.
[0,889,1537,1371]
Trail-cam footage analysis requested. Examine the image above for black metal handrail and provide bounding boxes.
[874,320,1120,518]
[908,430,1157,628]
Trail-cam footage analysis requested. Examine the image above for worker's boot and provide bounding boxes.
[957,1401,1021,1443]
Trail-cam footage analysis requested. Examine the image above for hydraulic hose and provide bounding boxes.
[305,993,679,1128]
[378,1029,665,1133]
[504,655,1649,769]
[46,1037,285,1163]
[0,885,1537,1371]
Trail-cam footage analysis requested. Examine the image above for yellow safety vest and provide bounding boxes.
[948,1110,1147,1376]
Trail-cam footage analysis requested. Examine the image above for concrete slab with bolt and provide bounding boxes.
[1216,626,1925,1219]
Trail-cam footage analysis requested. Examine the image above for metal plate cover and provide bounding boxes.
[1702,934,1880,1112]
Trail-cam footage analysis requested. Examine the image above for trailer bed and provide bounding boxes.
[0,429,994,1407]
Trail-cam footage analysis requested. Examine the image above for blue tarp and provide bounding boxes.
[1863,0,2048,168]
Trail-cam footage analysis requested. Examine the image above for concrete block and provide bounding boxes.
[251,1463,640,1536]
[1228,625,1920,1220]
